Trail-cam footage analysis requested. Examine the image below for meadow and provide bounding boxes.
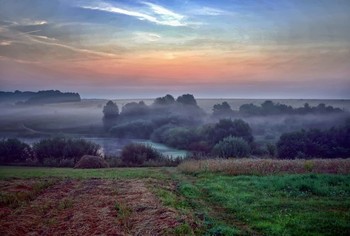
[1,164,349,235]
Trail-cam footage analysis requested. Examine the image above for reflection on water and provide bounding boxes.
[135,140,189,158]
[7,137,188,159]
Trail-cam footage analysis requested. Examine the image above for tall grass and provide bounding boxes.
[178,158,350,175]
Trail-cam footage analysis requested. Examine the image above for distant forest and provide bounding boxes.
[101,94,349,159]
[0,90,81,104]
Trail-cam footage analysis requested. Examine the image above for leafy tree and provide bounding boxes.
[0,139,32,163]
[277,124,350,159]
[239,103,261,116]
[103,100,119,118]
[154,94,175,106]
[120,101,149,116]
[209,119,254,144]
[176,94,198,106]
[212,102,234,117]
[277,131,307,159]
[212,136,250,158]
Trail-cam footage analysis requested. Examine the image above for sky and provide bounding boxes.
[0,0,349,99]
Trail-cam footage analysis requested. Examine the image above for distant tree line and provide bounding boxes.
[213,100,343,118]
[101,94,348,159]
[102,94,205,131]
[0,90,81,105]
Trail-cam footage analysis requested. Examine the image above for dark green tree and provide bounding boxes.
[0,139,32,163]
[210,119,254,144]
[212,102,234,117]
[176,94,198,106]
[154,94,175,106]
[103,100,119,118]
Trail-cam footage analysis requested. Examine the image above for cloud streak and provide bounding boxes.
[80,1,187,27]
[0,40,13,46]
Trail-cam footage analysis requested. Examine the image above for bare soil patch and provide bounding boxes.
[0,179,184,235]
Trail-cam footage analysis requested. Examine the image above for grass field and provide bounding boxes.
[1,166,349,235]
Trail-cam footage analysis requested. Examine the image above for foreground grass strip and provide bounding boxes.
[0,166,167,180]
[157,168,255,235]
[193,173,350,236]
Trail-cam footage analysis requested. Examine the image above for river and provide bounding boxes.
[7,137,189,158]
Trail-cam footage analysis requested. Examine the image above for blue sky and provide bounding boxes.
[0,0,349,98]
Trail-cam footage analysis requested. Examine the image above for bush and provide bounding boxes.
[212,136,250,158]
[33,138,100,163]
[120,143,163,166]
[74,155,109,169]
[0,138,32,163]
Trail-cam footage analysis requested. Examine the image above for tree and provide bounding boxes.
[277,131,307,159]
[0,139,32,163]
[212,136,250,158]
[121,101,149,116]
[209,119,254,144]
[239,103,261,116]
[212,102,234,117]
[176,94,198,106]
[103,101,119,118]
[154,94,175,106]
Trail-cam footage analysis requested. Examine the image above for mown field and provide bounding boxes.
[1,165,350,235]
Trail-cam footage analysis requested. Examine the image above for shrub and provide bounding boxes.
[74,155,109,169]
[120,143,163,166]
[33,138,100,163]
[0,138,32,163]
[212,136,250,158]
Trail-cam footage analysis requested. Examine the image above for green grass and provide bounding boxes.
[0,166,167,180]
[1,166,349,235]
[193,173,350,236]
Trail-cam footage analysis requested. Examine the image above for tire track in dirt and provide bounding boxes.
[1,179,184,236]
[115,180,181,235]
[1,179,123,235]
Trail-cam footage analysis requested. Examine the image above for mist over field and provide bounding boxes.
[1,95,349,158]
[1,0,350,235]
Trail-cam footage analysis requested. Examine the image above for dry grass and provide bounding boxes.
[178,158,350,175]
[0,179,186,236]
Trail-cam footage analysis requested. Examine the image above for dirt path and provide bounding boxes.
[0,179,183,236]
